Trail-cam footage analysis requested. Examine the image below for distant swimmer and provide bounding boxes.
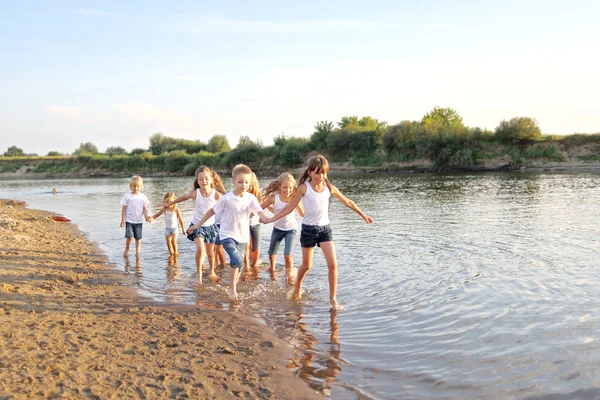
[52,188,57,195]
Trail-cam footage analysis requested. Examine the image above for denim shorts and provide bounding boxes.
[268,228,297,256]
[300,224,332,248]
[187,223,218,244]
[125,222,143,240]
[165,227,178,237]
[249,224,261,252]
[214,224,222,245]
[221,238,247,268]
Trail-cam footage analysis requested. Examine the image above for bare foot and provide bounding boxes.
[227,288,238,301]
[209,273,219,281]
[123,251,129,258]
[288,289,301,301]
[195,275,203,285]
[330,299,344,311]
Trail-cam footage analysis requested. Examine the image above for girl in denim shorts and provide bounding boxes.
[262,155,373,310]
[149,192,185,256]
[164,167,226,284]
[246,172,263,269]
[261,173,304,281]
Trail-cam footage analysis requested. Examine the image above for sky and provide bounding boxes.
[1,0,599,155]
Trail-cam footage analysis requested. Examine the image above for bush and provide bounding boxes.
[494,117,542,144]
[383,120,418,153]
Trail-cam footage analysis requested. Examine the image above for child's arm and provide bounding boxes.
[260,196,274,210]
[262,185,306,224]
[330,185,373,224]
[295,202,305,217]
[151,208,164,220]
[187,208,216,233]
[120,205,127,227]
[176,207,186,235]
[143,205,151,223]
[165,190,194,207]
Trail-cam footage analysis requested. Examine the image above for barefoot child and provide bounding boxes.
[246,172,263,268]
[261,173,304,278]
[188,164,267,301]
[261,155,373,310]
[166,167,224,283]
[150,192,186,256]
[120,175,151,257]
[211,170,227,269]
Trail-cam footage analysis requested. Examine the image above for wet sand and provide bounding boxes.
[0,199,320,399]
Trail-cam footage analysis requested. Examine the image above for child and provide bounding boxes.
[261,155,373,310]
[166,167,223,283]
[211,170,227,269]
[246,172,263,268]
[261,173,305,278]
[150,192,186,256]
[188,164,267,301]
[120,175,151,257]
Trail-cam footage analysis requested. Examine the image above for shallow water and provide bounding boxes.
[2,172,600,399]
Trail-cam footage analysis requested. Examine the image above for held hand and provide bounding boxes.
[120,220,125,228]
[187,225,196,234]
[182,228,186,235]
[259,215,269,224]
[146,216,152,223]
[363,215,373,224]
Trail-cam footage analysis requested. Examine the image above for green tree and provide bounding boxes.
[383,120,419,153]
[207,134,231,153]
[421,107,464,130]
[494,117,542,144]
[149,132,166,155]
[3,146,24,157]
[73,142,98,155]
[310,121,334,151]
[105,146,127,156]
[46,151,62,156]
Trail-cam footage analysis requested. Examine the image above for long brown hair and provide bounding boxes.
[263,172,297,198]
[248,172,263,202]
[298,154,332,189]
[193,166,225,193]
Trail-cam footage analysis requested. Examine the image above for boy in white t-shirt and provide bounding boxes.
[120,175,151,258]
[188,164,266,301]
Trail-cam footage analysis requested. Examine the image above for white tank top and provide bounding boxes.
[273,194,298,231]
[192,188,216,226]
[301,181,330,226]
[164,209,177,229]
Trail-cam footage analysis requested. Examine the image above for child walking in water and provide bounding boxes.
[120,175,151,257]
[166,167,225,283]
[188,164,267,301]
[261,173,304,279]
[150,192,185,256]
[211,170,227,269]
[246,172,263,268]
[261,155,373,310]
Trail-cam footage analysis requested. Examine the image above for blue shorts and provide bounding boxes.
[268,228,297,256]
[165,227,178,237]
[215,224,222,246]
[300,224,332,248]
[249,224,261,252]
[125,222,143,240]
[187,223,218,244]
[221,238,247,268]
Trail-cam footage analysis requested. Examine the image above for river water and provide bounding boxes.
[1,172,599,399]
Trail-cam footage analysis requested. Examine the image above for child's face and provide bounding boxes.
[232,173,251,195]
[166,196,176,207]
[197,171,212,187]
[130,182,141,194]
[308,168,327,184]
[280,180,294,197]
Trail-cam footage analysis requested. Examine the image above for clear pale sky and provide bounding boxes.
[1,0,599,155]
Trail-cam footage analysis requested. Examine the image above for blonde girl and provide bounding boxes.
[120,175,151,257]
[246,172,263,268]
[261,173,304,276]
[150,192,185,256]
[261,155,373,310]
[211,170,227,269]
[165,167,222,283]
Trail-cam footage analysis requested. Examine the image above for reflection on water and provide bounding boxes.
[2,172,600,399]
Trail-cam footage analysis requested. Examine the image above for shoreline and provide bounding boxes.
[0,199,320,399]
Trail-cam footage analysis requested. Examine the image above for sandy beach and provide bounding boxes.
[0,199,320,399]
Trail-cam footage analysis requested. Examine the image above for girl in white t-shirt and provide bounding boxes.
[262,155,373,310]
[261,173,304,281]
[150,192,185,256]
[165,167,226,284]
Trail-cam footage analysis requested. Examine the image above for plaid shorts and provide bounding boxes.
[187,223,219,244]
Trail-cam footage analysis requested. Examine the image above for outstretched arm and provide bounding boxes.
[330,185,373,224]
[166,190,195,207]
[151,208,164,220]
[176,208,186,235]
[261,185,306,224]
[187,208,215,233]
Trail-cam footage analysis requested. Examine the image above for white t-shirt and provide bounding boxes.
[214,192,263,243]
[120,192,150,224]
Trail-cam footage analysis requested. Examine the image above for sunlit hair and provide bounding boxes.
[129,175,144,190]
[232,164,252,178]
[248,172,263,202]
[192,166,224,193]
[298,155,331,188]
[163,191,176,201]
[263,172,297,198]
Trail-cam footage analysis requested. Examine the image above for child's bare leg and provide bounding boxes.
[194,238,207,284]
[250,249,259,267]
[293,247,314,300]
[166,236,174,255]
[172,236,179,255]
[205,243,217,279]
[135,239,142,257]
[269,254,276,271]
[320,241,340,309]
[217,245,226,267]
[124,238,132,257]
[244,243,250,269]
[228,267,240,301]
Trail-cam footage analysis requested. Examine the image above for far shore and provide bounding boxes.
[0,199,320,399]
